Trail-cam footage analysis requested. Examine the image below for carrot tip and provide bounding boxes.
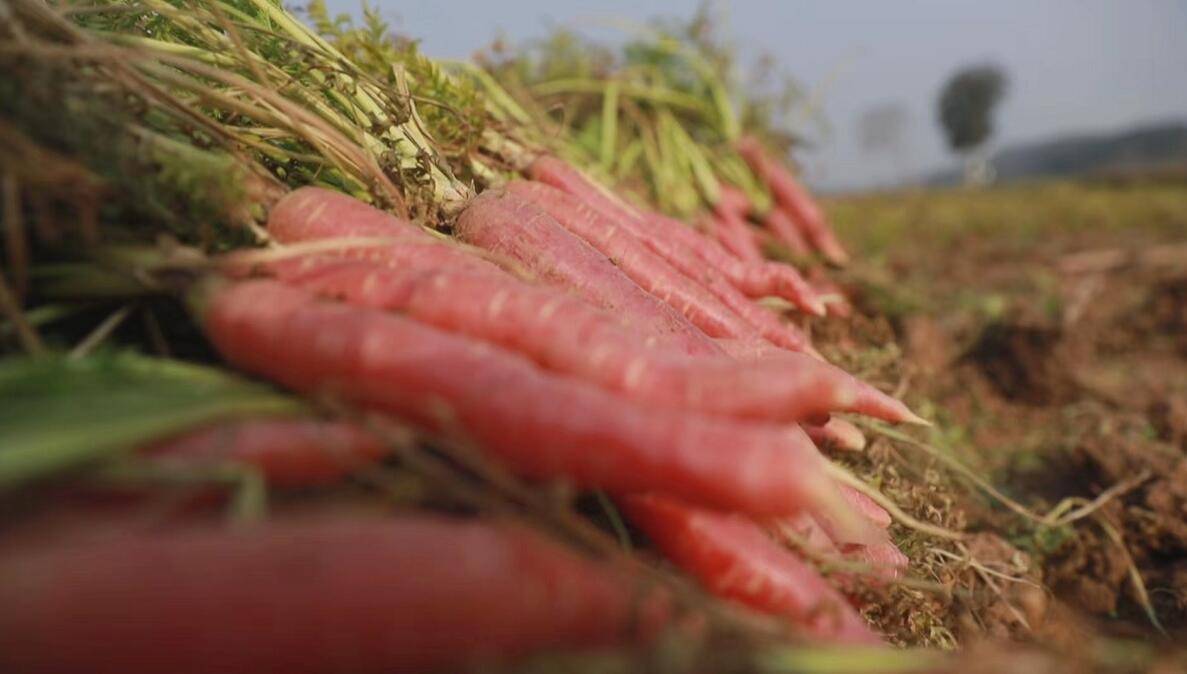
[830,420,867,451]
[804,296,828,317]
[806,467,885,546]
[901,409,932,427]
[822,244,851,267]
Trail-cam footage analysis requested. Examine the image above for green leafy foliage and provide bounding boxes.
[1,0,475,242]
[0,351,301,489]
[70,0,416,201]
[0,32,259,246]
[478,3,808,217]
[306,0,488,175]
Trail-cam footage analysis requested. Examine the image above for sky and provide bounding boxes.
[324,0,1187,192]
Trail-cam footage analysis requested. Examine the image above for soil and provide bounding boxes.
[835,206,1187,646]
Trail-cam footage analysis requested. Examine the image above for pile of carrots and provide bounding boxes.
[0,3,934,671]
[2,143,920,672]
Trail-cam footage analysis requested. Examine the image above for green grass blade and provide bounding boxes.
[0,351,302,490]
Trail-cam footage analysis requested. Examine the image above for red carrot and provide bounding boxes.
[502,182,817,351]
[846,540,909,581]
[454,190,721,356]
[265,258,909,424]
[267,188,818,363]
[640,220,816,351]
[237,240,509,300]
[778,511,841,556]
[268,186,431,244]
[812,482,894,547]
[706,212,764,264]
[527,155,825,316]
[145,418,387,488]
[807,270,854,319]
[762,208,810,257]
[805,418,867,452]
[643,212,748,278]
[675,267,812,353]
[714,185,753,218]
[714,337,815,362]
[268,186,717,356]
[0,515,664,674]
[263,187,505,277]
[520,198,813,351]
[839,484,892,529]
[622,493,881,645]
[200,279,863,522]
[736,136,849,266]
[777,512,906,583]
[527,154,646,224]
[728,349,924,425]
[712,341,923,424]
[645,212,825,315]
[710,186,765,263]
[504,181,767,341]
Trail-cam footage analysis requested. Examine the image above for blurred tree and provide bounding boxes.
[858,103,908,186]
[937,64,1007,185]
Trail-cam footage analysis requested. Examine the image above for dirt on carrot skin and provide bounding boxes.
[822,177,1187,651]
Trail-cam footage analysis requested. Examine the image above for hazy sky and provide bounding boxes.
[325,0,1187,192]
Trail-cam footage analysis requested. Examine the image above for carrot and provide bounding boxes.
[622,493,881,645]
[265,188,720,358]
[846,540,909,581]
[527,153,647,224]
[683,244,816,352]
[0,515,664,674]
[778,512,907,583]
[263,187,505,277]
[504,181,769,341]
[527,155,825,315]
[644,212,749,277]
[708,341,923,424]
[199,279,863,522]
[736,136,849,266]
[778,511,841,556]
[807,270,854,319]
[647,212,825,315]
[706,212,764,264]
[454,190,721,356]
[269,186,716,356]
[713,337,804,362]
[265,258,911,424]
[762,208,810,257]
[268,186,433,244]
[144,418,387,488]
[812,481,896,548]
[714,185,754,218]
[235,240,507,298]
[798,489,908,583]
[710,186,765,263]
[805,417,867,452]
[839,484,892,529]
[546,201,816,351]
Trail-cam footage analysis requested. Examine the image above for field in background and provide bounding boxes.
[826,178,1187,643]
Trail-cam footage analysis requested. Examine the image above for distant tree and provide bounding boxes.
[858,103,909,186]
[937,64,1007,184]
